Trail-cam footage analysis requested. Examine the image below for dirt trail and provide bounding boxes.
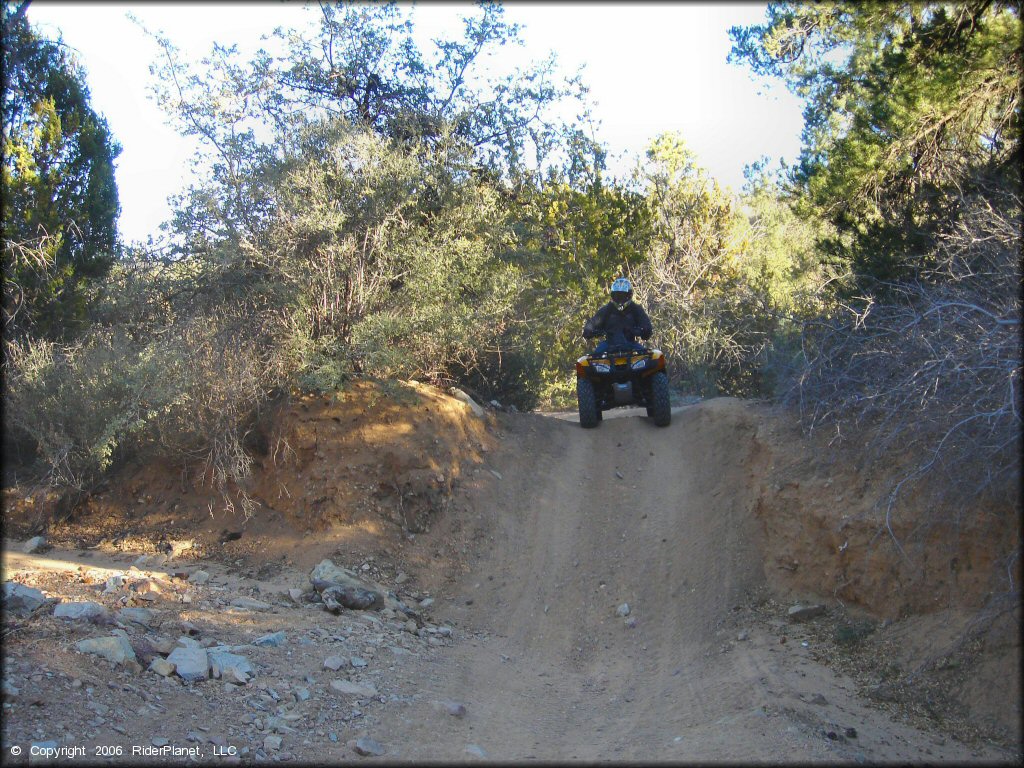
[3,393,1017,763]
[366,402,1012,762]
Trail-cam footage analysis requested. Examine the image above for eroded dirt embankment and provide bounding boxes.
[366,397,1020,761]
[3,385,1020,762]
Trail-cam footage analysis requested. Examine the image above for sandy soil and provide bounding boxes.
[362,401,1017,762]
[2,385,1019,764]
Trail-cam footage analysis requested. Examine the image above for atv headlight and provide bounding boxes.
[592,363,611,373]
[577,356,589,365]
[631,359,647,370]
[651,350,663,358]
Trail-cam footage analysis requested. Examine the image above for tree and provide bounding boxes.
[142,0,586,255]
[731,3,1021,562]
[729,1,1021,287]
[631,133,772,395]
[2,2,121,342]
[137,1,594,404]
[504,130,652,403]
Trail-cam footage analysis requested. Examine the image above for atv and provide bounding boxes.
[574,333,672,428]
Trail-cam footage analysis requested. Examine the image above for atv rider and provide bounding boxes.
[583,277,653,354]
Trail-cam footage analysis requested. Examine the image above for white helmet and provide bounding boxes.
[610,277,633,310]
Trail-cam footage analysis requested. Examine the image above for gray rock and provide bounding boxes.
[323,655,348,671]
[222,667,249,685]
[209,650,254,679]
[329,680,378,697]
[295,687,311,702]
[104,575,125,592]
[231,597,272,611]
[150,636,177,655]
[166,539,194,559]
[22,536,47,554]
[117,607,156,628]
[353,737,385,757]
[808,693,829,706]
[418,597,435,609]
[4,582,47,616]
[76,634,137,665]
[449,387,484,417]
[188,570,210,585]
[265,715,297,734]
[253,631,286,647]
[433,699,467,718]
[787,603,826,622]
[465,744,488,758]
[166,646,209,682]
[149,658,175,677]
[3,680,20,701]
[350,656,368,668]
[175,636,203,650]
[152,737,169,748]
[321,585,380,612]
[264,735,282,751]
[287,588,304,603]
[55,601,110,622]
[132,578,164,600]
[309,560,391,610]
[616,603,631,617]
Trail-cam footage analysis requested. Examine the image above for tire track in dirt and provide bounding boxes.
[378,402,820,760]
[374,400,1014,762]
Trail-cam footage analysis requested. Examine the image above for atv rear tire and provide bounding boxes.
[649,372,671,427]
[577,378,600,428]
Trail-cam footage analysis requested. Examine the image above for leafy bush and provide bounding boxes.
[4,331,151,490]
[788,191,1022,542]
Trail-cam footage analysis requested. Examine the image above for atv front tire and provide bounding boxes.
[649,372,671,427]
[577,378,600,428]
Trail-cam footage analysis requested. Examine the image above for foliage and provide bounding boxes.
[628,133,773,397]
[788,188,1021,548]
[730,2,1022,558]
[137,1,584,402]
[2,3,120,343]
[143,2,585,248]
[4,331,150,490]
[729,1,1022,287]
[509,142,653,403]
[22,0,1018,522]
[4,251,289,499]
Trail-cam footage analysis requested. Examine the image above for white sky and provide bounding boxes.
[26,1,804,244]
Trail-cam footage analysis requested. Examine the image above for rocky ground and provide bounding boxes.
[2,384,1020,764]
[2,541,465,764]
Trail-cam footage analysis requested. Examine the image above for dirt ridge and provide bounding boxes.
[2,385,1019,762]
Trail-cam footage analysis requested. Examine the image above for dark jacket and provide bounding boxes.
[583,301,653,342]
